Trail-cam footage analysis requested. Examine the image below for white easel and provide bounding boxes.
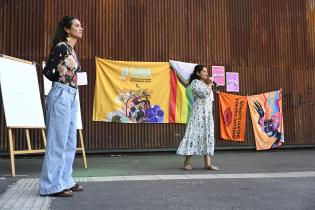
[0,55,47,177]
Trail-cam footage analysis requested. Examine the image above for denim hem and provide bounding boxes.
[39,181,75,195]
[39,184,66,195]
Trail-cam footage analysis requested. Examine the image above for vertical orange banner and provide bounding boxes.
[219,92,247,141]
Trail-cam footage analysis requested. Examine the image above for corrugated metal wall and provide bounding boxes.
[1,0,315,153]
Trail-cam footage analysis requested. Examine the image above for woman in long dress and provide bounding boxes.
[177,64,219,171]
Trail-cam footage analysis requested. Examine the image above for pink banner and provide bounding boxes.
[226,72,239,92]
[211,66,225,86]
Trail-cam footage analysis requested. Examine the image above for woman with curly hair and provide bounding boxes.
[39,16,84,197]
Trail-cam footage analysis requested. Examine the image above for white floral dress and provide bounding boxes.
[177,79,215,156]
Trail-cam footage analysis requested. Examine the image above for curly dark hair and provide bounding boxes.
[188,64,206,84]
[51,16,77,49]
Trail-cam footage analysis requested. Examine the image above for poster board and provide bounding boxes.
[211,66,225,86]
[42,62,83,129]
[0,55,45,128]
[226,72,239,92]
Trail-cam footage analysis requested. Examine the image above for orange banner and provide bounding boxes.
[219,92,247,141]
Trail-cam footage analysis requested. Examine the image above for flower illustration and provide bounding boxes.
[112,86,164,123]
[106,111,130,123]
[57,63,67,75]
[64,55,77,70]
[145,105,164,123]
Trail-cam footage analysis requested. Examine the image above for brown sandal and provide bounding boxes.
[184,164,192,170]
[184,155,192,170]
[70,183,84,192]
[204,165,220,171]
[51,189,73,197]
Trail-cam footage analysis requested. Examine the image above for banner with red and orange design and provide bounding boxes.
[218,92,248,141]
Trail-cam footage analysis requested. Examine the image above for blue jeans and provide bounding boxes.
[39,82,78,195]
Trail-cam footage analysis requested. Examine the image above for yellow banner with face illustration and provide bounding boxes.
[93,58,170,123]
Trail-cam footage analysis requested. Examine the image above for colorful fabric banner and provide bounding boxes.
[169,70,193,123]
[169,60,196,86]
[248,90,284,150]
[93,58,170,123]
[219,92,247,141]
[169,60,196,123]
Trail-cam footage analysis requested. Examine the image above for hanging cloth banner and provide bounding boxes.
[218,92,248,141]
[169,60,196,86]
[93,58,170,123]
[248,90,284,150]
[169,70,192,123]
[169,60,197,123]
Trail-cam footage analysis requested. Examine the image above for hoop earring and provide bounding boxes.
[66,32,70,42]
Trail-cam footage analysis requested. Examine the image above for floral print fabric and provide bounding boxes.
[177,79,215,156]
[43,42,80,88]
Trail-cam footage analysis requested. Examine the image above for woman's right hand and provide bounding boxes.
[208,77,214,88]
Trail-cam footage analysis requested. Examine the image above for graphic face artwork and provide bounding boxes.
[253,91,283,148]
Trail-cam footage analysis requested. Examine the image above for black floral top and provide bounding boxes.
[43,41,80,88]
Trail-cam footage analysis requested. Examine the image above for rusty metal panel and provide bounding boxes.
[0,0,46,152]
[1,0,315,153]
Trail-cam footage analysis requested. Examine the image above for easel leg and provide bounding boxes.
[41,129,47,147]
[8,128,15,177]
[79,129,87,168]
[25,129,32,150]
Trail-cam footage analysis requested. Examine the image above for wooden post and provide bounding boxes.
[41,129,46,147]
[78,129,87,168]
[8,128,15,177]
[7,128,47,177]
[25,129,32,150]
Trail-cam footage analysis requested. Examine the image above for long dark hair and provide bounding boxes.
[188,64,206,84]
[51,16,77,49]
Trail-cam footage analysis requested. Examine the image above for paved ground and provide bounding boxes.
[0,179,15,197]
[0,149,314,209]
[51,177,315,210]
